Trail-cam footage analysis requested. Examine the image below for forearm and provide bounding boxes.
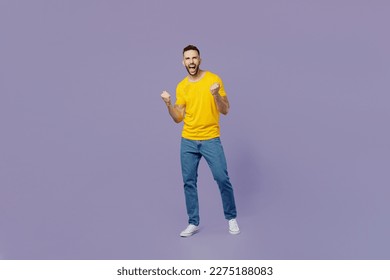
[213,94,230,115]
[165,102,184,123]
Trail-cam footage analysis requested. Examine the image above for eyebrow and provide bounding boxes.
[184,55,199,59]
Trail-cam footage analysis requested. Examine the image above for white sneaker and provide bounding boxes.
[180,224,199,237]
[228,219,240,235]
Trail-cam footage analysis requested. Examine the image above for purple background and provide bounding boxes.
[1,0,389,259]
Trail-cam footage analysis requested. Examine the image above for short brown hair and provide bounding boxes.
[183,45,200,56]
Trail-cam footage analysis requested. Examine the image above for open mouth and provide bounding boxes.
[187,64,198,75]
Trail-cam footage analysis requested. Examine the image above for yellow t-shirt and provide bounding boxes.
[175,71,227,140]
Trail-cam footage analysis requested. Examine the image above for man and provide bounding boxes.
[161,45,239,237]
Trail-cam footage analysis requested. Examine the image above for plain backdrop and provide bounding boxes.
[1,0,389,259]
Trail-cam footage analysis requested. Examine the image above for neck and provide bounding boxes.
[188,69,204,82]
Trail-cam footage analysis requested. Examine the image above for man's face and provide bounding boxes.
[183,50,201,76]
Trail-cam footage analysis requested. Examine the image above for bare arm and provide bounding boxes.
[166,103,185,123]
[210,83,230,115]
[161,91,185,123]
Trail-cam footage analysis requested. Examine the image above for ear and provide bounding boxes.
[182,60,185,66]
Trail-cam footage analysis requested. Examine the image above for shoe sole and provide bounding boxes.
[229,230,240,235]
[180,229,199,237]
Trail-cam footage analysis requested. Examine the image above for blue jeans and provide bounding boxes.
[180,137,237,226]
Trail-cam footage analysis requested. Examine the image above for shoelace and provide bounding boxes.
[185,225,197,232]
[229,220,239,230]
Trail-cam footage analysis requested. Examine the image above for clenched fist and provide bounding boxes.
[210,83,220,96]
[161,90,171,104]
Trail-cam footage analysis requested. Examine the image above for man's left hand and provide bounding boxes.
[210,83,220,96]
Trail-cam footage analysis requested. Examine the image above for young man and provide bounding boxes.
[161,45,239,237]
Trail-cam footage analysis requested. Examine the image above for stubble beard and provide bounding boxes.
[186,64,200,76]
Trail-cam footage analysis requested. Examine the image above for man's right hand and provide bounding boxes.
[161,91,185,123]
[161,91,171,105]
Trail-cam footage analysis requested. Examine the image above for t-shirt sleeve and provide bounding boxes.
[175,83,186,105]
[216,75,227,97]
